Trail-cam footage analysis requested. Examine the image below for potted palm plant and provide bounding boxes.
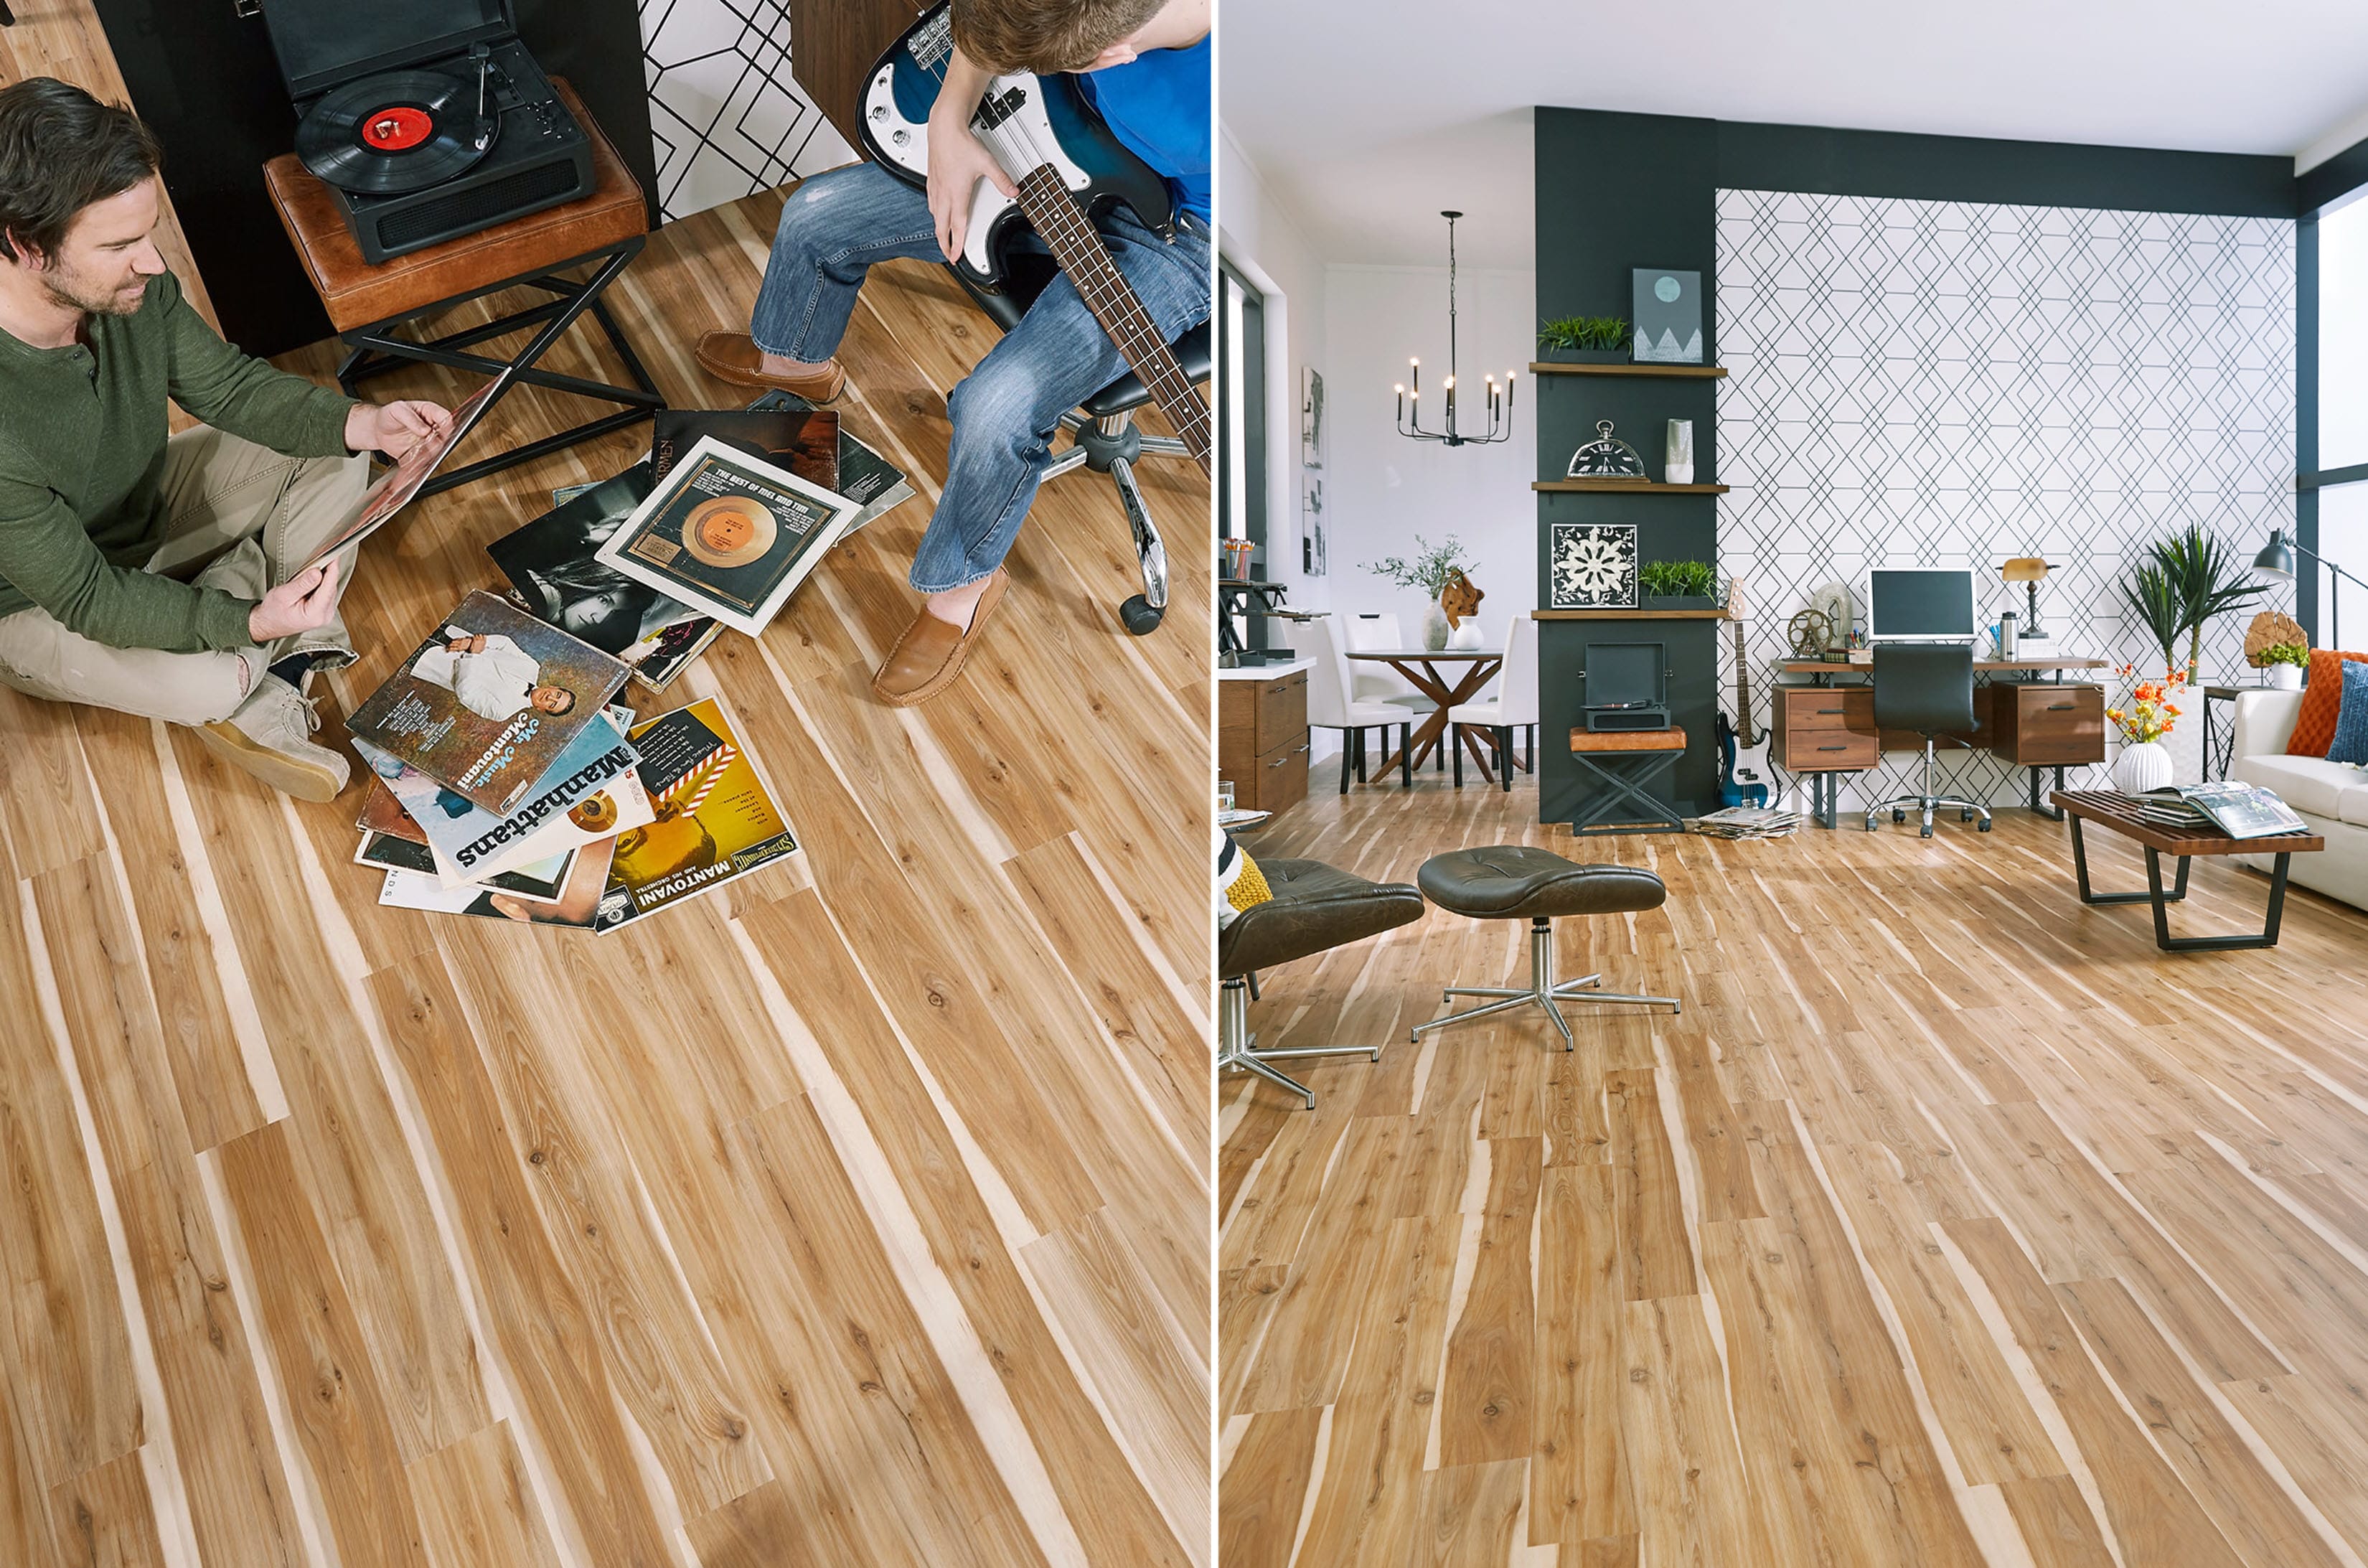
[2125,524,2268,682]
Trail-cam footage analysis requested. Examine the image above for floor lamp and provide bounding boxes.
[2255,527,2368,649]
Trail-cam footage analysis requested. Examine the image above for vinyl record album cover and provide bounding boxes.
[347,591,630,813]
[744,390,916,536]
[378,837,616,930]
[299,380,499,571]
[486,463,718,691]
[595,696,798,934]
[651,408,838,492]
[593,438,861,637]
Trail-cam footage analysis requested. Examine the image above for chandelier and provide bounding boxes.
[1394,210,1515,446]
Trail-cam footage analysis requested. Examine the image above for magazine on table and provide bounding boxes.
[298,380,499,571]
[593,436,862,637]
[486,463,720,693]
[2133,781,2311,840]
[345,591,630,813]
[354,831,575,903]
[595,696,798,934]
[745,389,916,537]
[354,707,650,886]
[377,837,615,929]
[650,408,838,491]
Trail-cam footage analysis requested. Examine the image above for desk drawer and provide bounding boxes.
[1993,683,2104,765]
[1785,730,1879,770]
[1242,733,1309,814]
[1782,689,1874,731]
[1255,671,1308,756]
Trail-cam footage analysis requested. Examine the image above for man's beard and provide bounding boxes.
[41,265,146,317]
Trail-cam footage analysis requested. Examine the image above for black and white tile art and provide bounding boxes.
[1551,522,1638,609]
[639,0,856,222]
[1716,189,2298,807]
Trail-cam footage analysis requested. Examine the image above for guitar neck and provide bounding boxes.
[1012,164,1211,475]
[1730,619,1757,747]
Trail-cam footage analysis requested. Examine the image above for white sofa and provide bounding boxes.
[2230,689,2368,911]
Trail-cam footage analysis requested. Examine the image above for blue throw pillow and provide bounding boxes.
[2330,657,2368,766]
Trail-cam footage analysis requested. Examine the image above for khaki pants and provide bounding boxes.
[0,426,369,726]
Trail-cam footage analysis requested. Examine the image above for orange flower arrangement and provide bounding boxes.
[2105,663,2187,745]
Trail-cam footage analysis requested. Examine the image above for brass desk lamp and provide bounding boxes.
[2001,558,2053,640]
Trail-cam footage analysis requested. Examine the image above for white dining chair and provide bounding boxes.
[1345,612,1442,771]
[1446,613,1538,790]
[1307,615,1419,790]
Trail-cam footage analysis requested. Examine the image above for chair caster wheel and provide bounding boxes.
[1979,819,1993,832]
[1960,809,1974,822]
[1119,595,1162,635]
[1894,809,1907,823]
[1920,824,1935,839]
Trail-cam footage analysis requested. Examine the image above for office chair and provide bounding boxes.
[949,241,1210,636]
[1864,643,1993,837]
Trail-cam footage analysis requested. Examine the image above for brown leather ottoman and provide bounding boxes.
[1411,844,1678,1048]
[263,79,664,495]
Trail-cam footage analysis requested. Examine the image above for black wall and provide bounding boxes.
[1532,106,2301,826]
[91,0,659,357]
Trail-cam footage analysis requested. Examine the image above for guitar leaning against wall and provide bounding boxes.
[1717,576,1774,808]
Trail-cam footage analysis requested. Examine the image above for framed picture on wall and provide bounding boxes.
[1301,367,1326,470]
[1549,522,1637,609]
[1300,471,1327,576]
[1632,268,1704,363]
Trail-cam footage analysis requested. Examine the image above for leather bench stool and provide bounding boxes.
[1412,845,1678,1048]
[1220,858,1424,1108]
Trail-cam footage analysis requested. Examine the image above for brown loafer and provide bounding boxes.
[694,331,846,401]
[872,569,1010,707]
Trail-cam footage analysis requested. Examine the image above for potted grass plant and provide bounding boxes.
[1640,558,1718,611]
[1537,314,1630,364]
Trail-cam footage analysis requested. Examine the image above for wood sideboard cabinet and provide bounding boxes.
[1220,667,1310,814]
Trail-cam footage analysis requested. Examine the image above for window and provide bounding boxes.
[1216,259,1267,648]
[2306,183,2368,643]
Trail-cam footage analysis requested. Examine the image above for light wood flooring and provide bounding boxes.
[0,189,1211,1567]
[1218,772,2368,1567]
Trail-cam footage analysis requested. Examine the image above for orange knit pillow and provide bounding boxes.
[2286,649,2368,756]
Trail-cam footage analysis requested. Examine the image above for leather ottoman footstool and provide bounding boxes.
[1411,844,1678,1048]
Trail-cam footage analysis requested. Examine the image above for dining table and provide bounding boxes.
[1344,647,1505,784]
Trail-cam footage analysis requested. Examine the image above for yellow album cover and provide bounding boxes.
[594,695,797,933]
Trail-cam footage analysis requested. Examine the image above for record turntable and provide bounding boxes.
[263,1,594,264]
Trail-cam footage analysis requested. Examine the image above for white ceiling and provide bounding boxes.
[1222,0,2368,269]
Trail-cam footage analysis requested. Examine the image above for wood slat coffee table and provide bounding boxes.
[2052,789,2323,952]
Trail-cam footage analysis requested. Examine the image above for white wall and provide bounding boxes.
[1320,264,1538,642]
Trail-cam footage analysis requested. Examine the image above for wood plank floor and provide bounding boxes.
[1218,774,2368,1567]
[0,187,1211,1567]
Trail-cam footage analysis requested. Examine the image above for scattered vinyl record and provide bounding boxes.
[680,497,778,569]
[297,70,487,196]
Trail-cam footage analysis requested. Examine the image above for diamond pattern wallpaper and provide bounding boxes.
[1715,189,2298,810]
[639,0,857,222]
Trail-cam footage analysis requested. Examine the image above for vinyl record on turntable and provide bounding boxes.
[297,70,488,196]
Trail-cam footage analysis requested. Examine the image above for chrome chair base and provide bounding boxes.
[1216,975,1382,1109]
[1412,917,1679,1050]
[1863,739,1993,838]
[1043,410,1185,632]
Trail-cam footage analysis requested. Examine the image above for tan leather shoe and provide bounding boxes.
[871,569,1010,708]
[694,332,846,401]
[197,675,349,803]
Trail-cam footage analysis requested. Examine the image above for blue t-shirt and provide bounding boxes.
[1076,34,1211,222]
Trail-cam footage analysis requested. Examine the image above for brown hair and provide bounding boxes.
[951,0,1167,73]
[0,77,161,263]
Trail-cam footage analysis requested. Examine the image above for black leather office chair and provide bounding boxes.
[952,243,1211,635]
[1865,644,1993,836]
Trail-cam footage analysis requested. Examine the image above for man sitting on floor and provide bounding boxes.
[0,78,449,801]
[697,0,1211,707]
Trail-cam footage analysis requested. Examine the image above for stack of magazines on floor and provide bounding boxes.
[346,591,802,931]
[2129,781,2311,839]
[1688,803,1801,839]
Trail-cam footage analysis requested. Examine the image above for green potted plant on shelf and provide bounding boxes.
[1362,533,1475,650]
[1537,314,1630,364]
[1639,558,1718,611]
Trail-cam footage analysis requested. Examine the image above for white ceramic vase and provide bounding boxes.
[2268,664,2304,690]
[1448,619,1485,651]
[2111,739,2174,795]
[1419,596,1450,652]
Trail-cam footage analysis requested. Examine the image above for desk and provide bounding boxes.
[1346,649,1503,781]
[1771,657,2110,826]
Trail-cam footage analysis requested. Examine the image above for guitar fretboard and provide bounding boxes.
[1011,163,1212,475]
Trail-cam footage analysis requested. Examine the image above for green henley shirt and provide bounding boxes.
[0,269,357,652]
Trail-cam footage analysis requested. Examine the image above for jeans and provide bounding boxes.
[750,161,1211,593]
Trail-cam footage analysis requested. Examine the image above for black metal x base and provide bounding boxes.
[2027,764,2067,820]
[2068,816,2294,951]
[334,237,664,497]
[1567,746,1686,837]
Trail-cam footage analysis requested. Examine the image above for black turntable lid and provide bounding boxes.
[261,0,513,102]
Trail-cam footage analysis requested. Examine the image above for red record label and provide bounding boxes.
[360,106,434,152]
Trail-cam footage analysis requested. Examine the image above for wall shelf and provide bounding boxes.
[1534,479,1729,494]
[1534,609,1734,620]
[1528,362,1727,378]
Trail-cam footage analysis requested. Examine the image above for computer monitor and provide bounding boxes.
[1866,568,1977,642]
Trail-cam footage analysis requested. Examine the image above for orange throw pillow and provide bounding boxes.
[2286,649,2368,756]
